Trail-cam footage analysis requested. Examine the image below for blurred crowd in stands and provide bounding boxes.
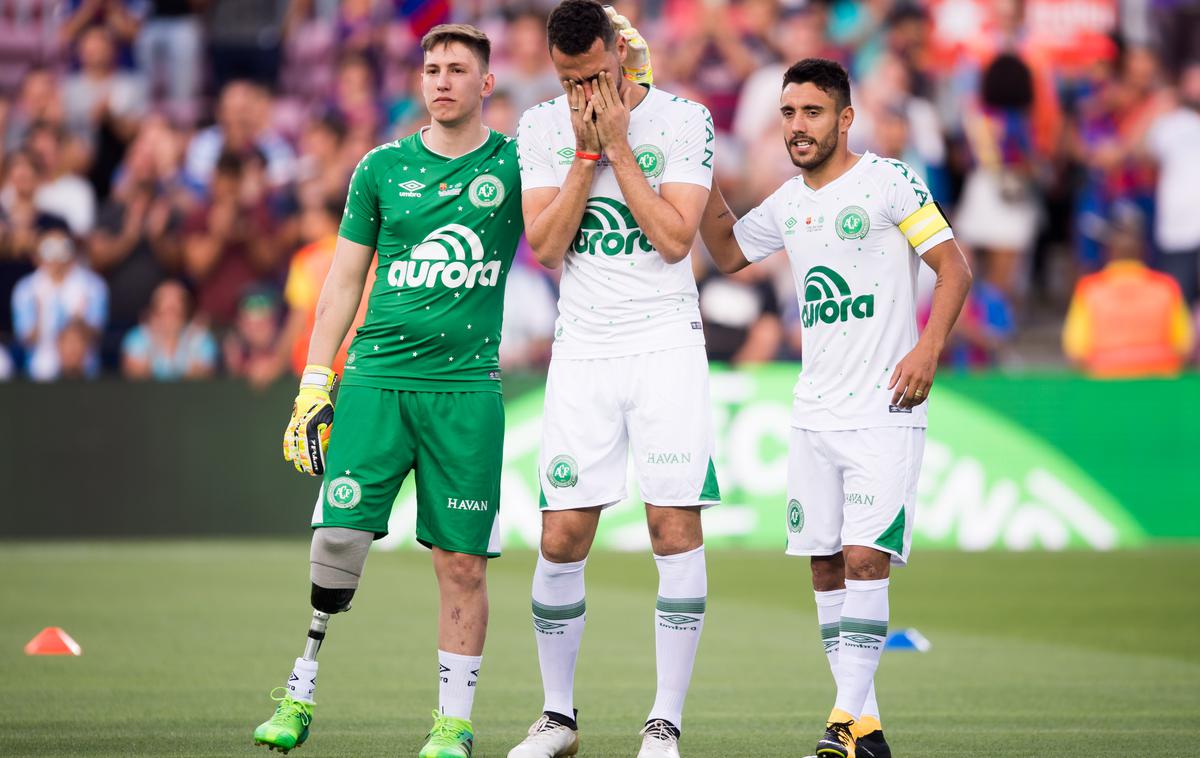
[0,0,1197,383]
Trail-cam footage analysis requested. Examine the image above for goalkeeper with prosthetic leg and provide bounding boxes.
[253,13,654,756]
[254,23,521,758]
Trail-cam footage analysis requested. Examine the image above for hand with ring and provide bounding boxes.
[561,79,599,154]
[888,340,938,408]
[589,71,632,152]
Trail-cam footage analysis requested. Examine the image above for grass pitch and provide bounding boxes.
[2,541,1198,757]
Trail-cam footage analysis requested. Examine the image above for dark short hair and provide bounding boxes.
[421,24,491,71]
[547,0,615,56]
[783,58,852,111]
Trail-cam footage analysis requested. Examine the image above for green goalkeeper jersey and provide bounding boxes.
[337,129,522,393]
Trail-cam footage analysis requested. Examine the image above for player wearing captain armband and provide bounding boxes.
[256,24,523,758]
[511,2,716,757]
[699,59,972,758]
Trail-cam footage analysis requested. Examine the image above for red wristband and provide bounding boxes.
[575,150,602,162]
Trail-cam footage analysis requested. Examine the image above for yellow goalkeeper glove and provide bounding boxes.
[283,364,336,476]
[605,5,653,85]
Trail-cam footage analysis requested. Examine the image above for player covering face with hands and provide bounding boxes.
[511,2,717,757]
[263,11,655,758]
[699,59,972,758]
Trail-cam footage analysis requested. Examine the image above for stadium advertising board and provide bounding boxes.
[4,373,1193,540]
[378,365,1148,553]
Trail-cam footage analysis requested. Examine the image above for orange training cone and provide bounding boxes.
[24,627,82,656]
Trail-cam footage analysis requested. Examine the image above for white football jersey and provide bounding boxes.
[517,86,714,359]
[733,152,954,431]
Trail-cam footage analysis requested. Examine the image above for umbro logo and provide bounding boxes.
[398,180,426,197]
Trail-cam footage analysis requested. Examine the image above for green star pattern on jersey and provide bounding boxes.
[338,129,522,393]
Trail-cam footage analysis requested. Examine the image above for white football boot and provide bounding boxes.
[507,713,580,758]
[637,719,681,758]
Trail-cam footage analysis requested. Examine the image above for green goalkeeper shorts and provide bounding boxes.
[312,385,504,557]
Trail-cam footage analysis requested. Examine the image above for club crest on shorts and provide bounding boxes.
[546,454,578,488]
[835,205,870,240]
[327,476,362,509]
[788,499,805,533]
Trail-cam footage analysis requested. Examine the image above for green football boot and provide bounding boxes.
[253,688,313,753]
[419,709,475,757]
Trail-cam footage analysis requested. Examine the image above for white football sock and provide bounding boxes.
[649,545,707,729]
[833,578,889,718]
[286,657,318,704]
[438,649,481,720]
[532,552,587,718]
[815,588,880,721]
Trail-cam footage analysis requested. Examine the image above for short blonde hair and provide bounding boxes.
[421,24,491,71]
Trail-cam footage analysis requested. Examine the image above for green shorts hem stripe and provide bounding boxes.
[699,458,721,502]
[532,599,586,620]
[874,506,906,555]
[656,596,707,614]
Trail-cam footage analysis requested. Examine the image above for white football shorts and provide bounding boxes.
[538,346,720,510]
[785,426,925,565]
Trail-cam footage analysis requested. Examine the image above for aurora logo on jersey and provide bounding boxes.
[387,224,501,289]
[572,198,655,256]
[801,265,875,328]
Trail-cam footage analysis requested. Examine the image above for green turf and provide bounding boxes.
[2,542,1198,757]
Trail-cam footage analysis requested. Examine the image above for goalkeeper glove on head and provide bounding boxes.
[283,364,336,476]
[605,5,654,85]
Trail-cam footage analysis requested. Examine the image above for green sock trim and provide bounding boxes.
[841,617,889,637]
[820,622,840,640]
[656,595,707,614]
[532,598,586,620]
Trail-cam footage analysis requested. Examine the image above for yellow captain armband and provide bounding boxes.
[898,203,950,249]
